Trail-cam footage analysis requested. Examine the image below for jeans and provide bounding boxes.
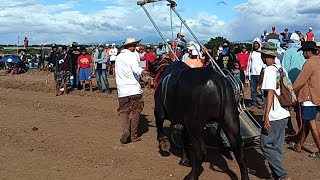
[250,75,259,106]
[260,118,289,179]
[95,69,109,92]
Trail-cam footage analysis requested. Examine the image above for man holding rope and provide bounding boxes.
[116,38,150,144]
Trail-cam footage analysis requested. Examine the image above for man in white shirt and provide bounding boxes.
[259,42,291,180]
[115,38,150,144]
[248,37,265,108]
[108,43,118,75]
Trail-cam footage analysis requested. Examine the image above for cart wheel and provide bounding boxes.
[170,124,183,149]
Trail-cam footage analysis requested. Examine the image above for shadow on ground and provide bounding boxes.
[160,126,270,180]
[138,114,155,137]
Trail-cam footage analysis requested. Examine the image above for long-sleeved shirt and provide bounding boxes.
[248,51,265,76]
[109,48,118,61]
[115,49,144,98]
[293,56,320,105]
[281,47,306,83]
[156,47,166,58]
[93,50,108,70]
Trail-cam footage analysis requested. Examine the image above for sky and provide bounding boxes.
[0,0,319,45]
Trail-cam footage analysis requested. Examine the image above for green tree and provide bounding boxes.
[205,36,231,51]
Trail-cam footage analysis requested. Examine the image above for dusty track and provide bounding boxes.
[0,70,319,180]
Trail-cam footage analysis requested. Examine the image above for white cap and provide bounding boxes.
[290,33,300,41]
[188,44,200,56]
[309,27,313,30]
[105,43,110,47]
[112,43,115,46]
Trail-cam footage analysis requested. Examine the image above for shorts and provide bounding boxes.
[79,68,91,81]
[110,61,115,65]
[302,105,319,120]
[54,71,71,86]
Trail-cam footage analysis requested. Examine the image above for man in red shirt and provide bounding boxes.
[142,45,157,89]
[77,47,93,92]
[167,41,181,61]
[306,27,315,42]
[237,45,250,90]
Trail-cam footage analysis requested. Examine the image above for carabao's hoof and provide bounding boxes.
[159,150,171,157]
[248,168,256,175]
[159,139,171,152]
[179,159,191,167]
[183,173,198,180]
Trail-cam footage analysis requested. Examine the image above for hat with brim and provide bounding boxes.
[120,38,141,48]
[80,47,87,52]
[297,41,317,52]
[51,43,58,49]
[258,42,279,57]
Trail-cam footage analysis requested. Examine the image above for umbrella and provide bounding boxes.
[1,55,21,63]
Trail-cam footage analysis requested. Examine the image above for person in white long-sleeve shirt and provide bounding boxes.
[247,37,265,108]
[109,43,118,75]
[115,38,150,144]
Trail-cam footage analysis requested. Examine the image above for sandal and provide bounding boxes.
[289,142,301,153]
[309,152,320,160]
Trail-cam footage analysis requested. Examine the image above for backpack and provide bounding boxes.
[272,65,297,107]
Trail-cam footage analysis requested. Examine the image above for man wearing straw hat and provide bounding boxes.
[115,38,150,144]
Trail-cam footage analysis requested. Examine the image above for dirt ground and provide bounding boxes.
[0,70,319,180]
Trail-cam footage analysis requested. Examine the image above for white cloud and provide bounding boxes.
[232,0,320,41]
[0,0,230,45]
[0,0,318,45]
